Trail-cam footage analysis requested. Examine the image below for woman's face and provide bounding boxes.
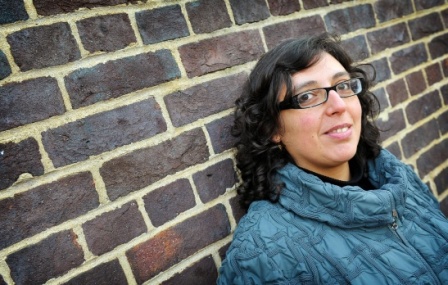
[274,52,362,180]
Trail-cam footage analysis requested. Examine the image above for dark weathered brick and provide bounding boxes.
[100,128,209,201]
[263,16,326,50]
[83,201,146,255]
[34,0,144,16]
[229,195,246,224]
[0,275,5,285]
[7,230,84,285]
[372,87,390,112]
[63,260,127,285]
[428,33,448,60]
[405,71,426,96]
[386,79,409,107]
[0,50,11,80]
[7,23,80,71]
[206,114,238,154]
[0,0,28,24]
[160,255,218,285]
[219,243,230,261]
[443,58,448,77]
[436,110,448,135]
[366,23,410,55]
[442,84,448,104]
[390,44,428,75]
[442,8,448,28]
[341,35,370,62]
[373,0,413,23]
[136,5,189,45]
[416,139,448,177]
[77,14,136,53]
[426,62,443,86]
[376,109,406,141]
[267,0,300,16]
[65,50,180,108]
[440,196,448,217]
[126,204,230,284]
[186,0,232,34]
[414,0,445,10]
[229,0,270,25]
[0,172,98,249]
[143,179,196,227]
[165,73,246,127]
[325,4,375,34]
[193,159,237,203]
[402,119,439,158]
[405,90,441,124]
[42,98,166,167]
[179,30,264,78]
[0,138,44,190]
[368,57,391,83]
[302,0,328,9]
[434,167,448,196]
[385,142,402,160]
[0,77,65,131]
[408,13,443,41]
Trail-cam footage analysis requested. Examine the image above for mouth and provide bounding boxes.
[325,124,351,135]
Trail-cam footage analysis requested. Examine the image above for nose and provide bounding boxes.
[325,90,347,115]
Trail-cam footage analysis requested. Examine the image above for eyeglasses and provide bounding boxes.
[278,77,365,110]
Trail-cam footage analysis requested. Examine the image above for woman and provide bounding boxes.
[217,33,448,284]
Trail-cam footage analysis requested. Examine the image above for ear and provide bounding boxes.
[272,133,281,144]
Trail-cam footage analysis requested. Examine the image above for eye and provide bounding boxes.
[337,81,351,91]
[295,90,323,107]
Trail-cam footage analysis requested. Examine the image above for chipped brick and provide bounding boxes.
[229,0,270,24]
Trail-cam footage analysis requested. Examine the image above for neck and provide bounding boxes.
[296,161,351,181]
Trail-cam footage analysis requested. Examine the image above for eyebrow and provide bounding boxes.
[293,71,351,93]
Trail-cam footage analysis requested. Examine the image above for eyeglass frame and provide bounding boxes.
[277,77,366,110]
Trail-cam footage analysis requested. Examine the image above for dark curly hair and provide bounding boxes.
[232,33,381,208]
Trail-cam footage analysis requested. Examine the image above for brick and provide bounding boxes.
[373,0,413,23]
[416,139,448,177]
[0,138,44,190]
[402,119,439,158]
[426,62,443,86]
[144,179,196,227]
[77,14,136,53]
[443,58,448,77]
[0,50,11,80]
[136,5,189,45]
[436,110,448,135]
[376,109,406,141]
[100,128,209,201]
[0,172,98,249]
[219,243,231,261]
[33,0,143,16]
[0,77,65,131]
[324,4,375,34]
[229,0,270,25]
[369,57,391,83]
[302,0,328,9]
[179,30,264,78]
[390,44,428,75]
[7,23,80,71]
[434,167,448,196]
[405,90,441,124]
[341,35,370,62]
[160,255,218,285]
[65,50,180,108]
[440,196,448,217]
[42,99,166,167]
[206,114,238,154]
[7,230,84,285]
[386,79,409,107]
[442,9,448,28]
[428,33,448,60]
[267,0,300,16]
[63,260,127,285]
[165,73,246,127]
[230,195,246,224]
[0,275,5,285]
[263,16,326,50]
[405,71,426,96]
[186,0,232,34]
[83,201,146,255]
[414,0,445,10]
[441,84,448,104]
[0,0,28,24]
[193,159,237,203]
[385,142,402,160]
[366,23,410,55]
[408,13,443,41]
[372,87,390,112]
[126,204,230,284]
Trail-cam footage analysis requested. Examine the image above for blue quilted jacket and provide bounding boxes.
[217,150,448,284]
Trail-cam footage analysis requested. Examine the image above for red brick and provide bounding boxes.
[267,0,300,16]
[0,50,12,80]
[229,0,270,24]
[186,0,232,34]
[373,0,413,23]
[324,4,375,34]
[366,23,410,55]
[0,172,98,250]
[263,16,326,50]
[126,204,230,284]
[386,79,408,107]
[302,0,328,9]
[416,139,448,177]
[434,167,448,196]
[429,33,448,60]
[0,138,44,190]
[100,128,209,201]
[375,109,406,141]
[0,77,65,131]
[426,62,443,86]
[160,255,218,285]
[33,0,143,16]
[83,201,146,255]
[143,179,196,227]
[77,14,136,53]
[65,50,180,108]
[7,230,84,284]
[405,90,441,124]
[414,0,444,10]
[179,30,264,78]
[408,13,443,41]
[42,99,166,167]
[0,0,28,24]
[402,119,440,158]
[62,260,127,285]
[390,44,428,75]
[341,35,370,62]
[164,73,246,127]
[206,114,238,154]
[7,23,80,71]
[405,71,427,96]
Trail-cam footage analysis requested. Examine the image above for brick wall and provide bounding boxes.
[0,0,447,284]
